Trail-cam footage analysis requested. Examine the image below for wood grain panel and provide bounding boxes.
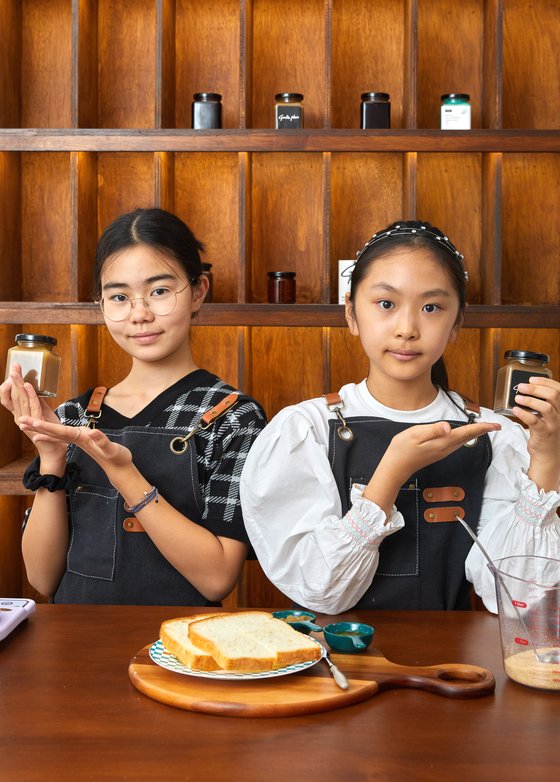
[21,0,72,128]
[0,497,24,596]
[503,0,560,129]
[75,324,100,399]
[444,328,482,404]
[328,327,370,392]
[97,153,158,231]
[238,560,291,609]
[330,153,404,302]
[502,154,560,305]
[251,153,324,303]
[190,325,240,389]
[74,152,99,302]
[175,0,240,129]
[76,0,99,128]
[175,153,241,303]
[252,0,326,128]
[416,153,483,304]
[98,0,157,128]
[417,0,484,129]
[22,153,73,301]
[0,0,21,127]
[331,0,406,129]
[0,153,21,299]
[249,327,324,418]
[97,325,132,389]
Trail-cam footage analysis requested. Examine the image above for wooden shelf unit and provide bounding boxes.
[1,0,559,605]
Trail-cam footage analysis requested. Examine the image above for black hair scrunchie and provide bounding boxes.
[22,461,81,492]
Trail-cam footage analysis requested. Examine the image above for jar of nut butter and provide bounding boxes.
[494,350,552,417]
[5,334,61,397]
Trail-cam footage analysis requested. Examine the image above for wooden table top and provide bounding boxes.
[1,605,557,782]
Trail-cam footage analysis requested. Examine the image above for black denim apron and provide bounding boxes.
[54,426,219,605]
[328,411,492,610]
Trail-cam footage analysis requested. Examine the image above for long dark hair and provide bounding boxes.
[349,220,467,390]
[93,207,205,299]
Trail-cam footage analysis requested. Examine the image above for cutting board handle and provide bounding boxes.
[374,662,495,699]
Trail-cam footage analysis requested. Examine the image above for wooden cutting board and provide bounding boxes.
[128,644,495,718]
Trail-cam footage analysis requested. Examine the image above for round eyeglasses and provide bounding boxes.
[99,283,190,322]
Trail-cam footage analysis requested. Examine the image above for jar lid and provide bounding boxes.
[15,333,57,346]
[361,92,390,101]
[441,93,470,101]
[275,93,304,102]
[504,350,549,363]
[193,93,222,101]
[268,271,296,278]
[201,262,213,271]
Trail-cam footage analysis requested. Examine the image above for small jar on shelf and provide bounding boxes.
[267,271,296,303]
[275,93,304,129]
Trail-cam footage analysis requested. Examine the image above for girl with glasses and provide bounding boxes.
[1,208,266,605]
[240,221,560,613]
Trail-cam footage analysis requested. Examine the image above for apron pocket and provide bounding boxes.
[67,484,118,581]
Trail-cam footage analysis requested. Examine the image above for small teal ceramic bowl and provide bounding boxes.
[323,622,375,653]
[272,610,322,634]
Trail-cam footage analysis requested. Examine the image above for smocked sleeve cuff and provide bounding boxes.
[342,484,405,548]
[515,471,560,526]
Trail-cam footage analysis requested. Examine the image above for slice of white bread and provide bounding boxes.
[187,611,322,672]
[160,613,227,671]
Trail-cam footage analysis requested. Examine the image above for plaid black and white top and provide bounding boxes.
[49,369,267,544]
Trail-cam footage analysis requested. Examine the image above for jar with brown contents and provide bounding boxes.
[494,350,552,417]
[5,334,61,397]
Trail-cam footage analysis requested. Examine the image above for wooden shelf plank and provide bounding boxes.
[0,458,32,495]
[0,129,559,153]
[0,302,558,328]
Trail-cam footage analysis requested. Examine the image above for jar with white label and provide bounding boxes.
[493,350,552,417]
[275,93,304,129]
[440,93,471,130]
[5,334,61,397]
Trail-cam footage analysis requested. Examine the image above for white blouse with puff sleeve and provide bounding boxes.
[240,381,560,614]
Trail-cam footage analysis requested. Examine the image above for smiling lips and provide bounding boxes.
[388,349,421,361]
[131,332,162,344]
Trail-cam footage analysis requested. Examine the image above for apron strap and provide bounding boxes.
[322,393,354,442]
[85,386,108,428]
[169,392,239,455]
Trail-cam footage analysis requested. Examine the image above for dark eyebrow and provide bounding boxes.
[370,283,451,298]
[102,274,178,292]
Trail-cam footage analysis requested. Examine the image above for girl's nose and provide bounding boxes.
[394,310,418,339]
[129,297,155,322]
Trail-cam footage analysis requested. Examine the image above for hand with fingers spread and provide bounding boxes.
[512,377,560,492]
[17,417,134,481]
[364,419,502,518]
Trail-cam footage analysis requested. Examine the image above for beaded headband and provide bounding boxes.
[355,224,468,281]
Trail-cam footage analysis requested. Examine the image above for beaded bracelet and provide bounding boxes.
[123,486,159,513]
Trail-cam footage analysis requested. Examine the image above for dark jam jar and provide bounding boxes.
[192,93,222,129]
[494,350,552,416]
[274,93,304,129]
[267,271,296,303]
[360,92,391,129]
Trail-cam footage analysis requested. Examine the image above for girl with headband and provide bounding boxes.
[240,220,560,612]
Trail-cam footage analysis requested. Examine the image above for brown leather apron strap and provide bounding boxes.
[85,386,108,428]
[323,392,343,408]
[200,392,238,425]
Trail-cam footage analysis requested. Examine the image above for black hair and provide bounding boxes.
[349,220,467,390]
[93,207,205,299]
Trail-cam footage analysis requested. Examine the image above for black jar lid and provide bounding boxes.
[268,271,296,278]
[505,350,549,363]
[275,93,304,102]
[201,262,212,271]
[15,333,57,346]
[441,93,470,101]
[193,92,222,101]
[361,92,390,101]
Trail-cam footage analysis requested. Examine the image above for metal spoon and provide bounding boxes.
[319,643,349,689]
[456,515,560,664]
